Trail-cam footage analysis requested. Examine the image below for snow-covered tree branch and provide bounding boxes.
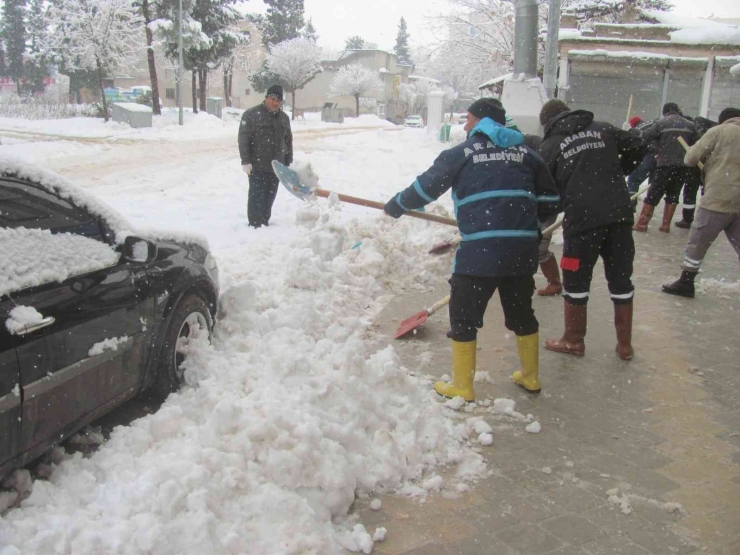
[46,0,144,121]
[266,36,322,118]
[329,63,383,117]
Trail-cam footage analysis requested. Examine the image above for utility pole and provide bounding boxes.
[177,0,183,125]
[543,0,561,99]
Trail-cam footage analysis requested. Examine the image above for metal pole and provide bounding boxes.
[177,0,183,126]
[543,0,561,98]
[512,0,539,77]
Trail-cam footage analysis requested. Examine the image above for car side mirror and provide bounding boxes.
[122,236,158,263]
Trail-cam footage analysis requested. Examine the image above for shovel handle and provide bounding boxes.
[427,295,451,316]
[313,189,458,227]
[677,136,704,170]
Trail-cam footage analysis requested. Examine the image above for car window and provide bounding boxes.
[0,179,106,242]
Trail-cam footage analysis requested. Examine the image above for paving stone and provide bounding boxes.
[495,524,562,554]
[443,534,520,555]
[396,543,450,555]
[540,513,607,545]
[543,484,608,514]
[582,537,652,555]
[456,494,559,534]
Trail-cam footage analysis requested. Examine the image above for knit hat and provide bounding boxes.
[266,85,283,101]
[467,98,506,126]
[539,99,570,127]
[718,107,740,124]
[629,116,643,128]
[662,102,681,116]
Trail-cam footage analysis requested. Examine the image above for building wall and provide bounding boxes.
[296,50,413,117]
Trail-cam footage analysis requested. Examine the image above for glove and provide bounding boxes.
[242,164,252,176]
[384,196,406,219]
[621,122,631,131]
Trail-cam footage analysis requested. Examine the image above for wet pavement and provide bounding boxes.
[360,216,740,555]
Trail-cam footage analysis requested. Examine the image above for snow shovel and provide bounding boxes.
[272,161,457,227]
[677,137,703,170]
[394,295,451,339]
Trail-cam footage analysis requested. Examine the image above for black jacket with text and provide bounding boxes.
[238,103,293,171]
[538,110,646,237]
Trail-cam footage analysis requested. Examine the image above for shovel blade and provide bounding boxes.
[428,239,454,255]
[394,310,430,339]
[272,160,313,201]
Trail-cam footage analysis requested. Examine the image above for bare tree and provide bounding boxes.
[329,63,383,117]
[266,36,322,119]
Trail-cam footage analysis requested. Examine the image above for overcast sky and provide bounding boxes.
[245,0,740,51]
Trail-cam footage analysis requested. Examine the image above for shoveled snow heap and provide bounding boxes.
[0,150,486,553]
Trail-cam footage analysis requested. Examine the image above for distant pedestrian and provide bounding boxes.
[662,107,740,298]
[634,103,698,233]
[384,98,560,400]
[538,100,646,361]
[238,85,293,228]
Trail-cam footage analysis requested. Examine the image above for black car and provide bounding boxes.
[0,166,219,479]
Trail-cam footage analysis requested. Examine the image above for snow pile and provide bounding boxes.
[0,227,121,296]
[0,208,483,554]
[606,487,684,516]
[4,305,44,335]
[88,336,130,356]
[732,63,740,76]
[696,278,740,297]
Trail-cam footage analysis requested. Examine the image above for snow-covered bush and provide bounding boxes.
[0,94,98,119]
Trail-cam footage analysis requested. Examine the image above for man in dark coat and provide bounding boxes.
[537,99,646,361]
[384,98,560,400]
[624,116,656,212]
[633,103,698,233]
[238,85,293,228]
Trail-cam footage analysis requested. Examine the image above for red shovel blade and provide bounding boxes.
[394,310,430,339]
[428,239,454,255]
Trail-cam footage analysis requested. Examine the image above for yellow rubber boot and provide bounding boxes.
[512,332,541,393]
[434,340,476,402]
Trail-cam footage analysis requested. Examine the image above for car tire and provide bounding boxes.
[153,293,212,398]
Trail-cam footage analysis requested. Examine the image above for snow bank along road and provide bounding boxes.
[0,116,497,554]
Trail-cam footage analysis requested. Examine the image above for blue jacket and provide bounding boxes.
[385,118,561,276]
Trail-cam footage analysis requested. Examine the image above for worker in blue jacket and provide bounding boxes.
[384,98,561,401]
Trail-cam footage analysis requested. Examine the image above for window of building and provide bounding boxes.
[245,88,251,95]
[166,88,175,99]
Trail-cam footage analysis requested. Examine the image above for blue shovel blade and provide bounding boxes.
[272,161,313,201]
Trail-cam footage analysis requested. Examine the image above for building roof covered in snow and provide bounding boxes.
[478,73,513,90]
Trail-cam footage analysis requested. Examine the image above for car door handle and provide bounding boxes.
[15,316,56,336]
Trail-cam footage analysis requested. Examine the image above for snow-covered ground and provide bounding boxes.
[0,113,496,554]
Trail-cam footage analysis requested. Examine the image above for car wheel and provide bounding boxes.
[154,293,211,398]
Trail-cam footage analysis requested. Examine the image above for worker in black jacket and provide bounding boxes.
[537,100,646,361]
[384,98,560,400]
[238,85,293,228]
[634,103,698,233]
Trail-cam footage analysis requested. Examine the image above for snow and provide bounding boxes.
[372,527,387,542]
[526,421,542,434]
[731,63,740,76]
[88,336,130,356]
[0,113,488,554]
[113,102,154,113]
[369,498,382,511]
[5,306,44,335]
[568,49,706,64]
[0,227,121,296]
[478,72,512,90]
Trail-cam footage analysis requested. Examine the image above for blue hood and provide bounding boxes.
[469,117,524,148]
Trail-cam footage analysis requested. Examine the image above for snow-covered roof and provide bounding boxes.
[408,75,440,84]
[568,49,708,65]
[478,73,512,90]
[560,12,740,46]
[112,102,153,113]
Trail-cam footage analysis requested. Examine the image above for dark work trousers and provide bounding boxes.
[448,273,539,342]
[645,166,695,206]
[627,154,655,211]
[560,223,635,306]
[680,168,702,223]
[248,170,280,227]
